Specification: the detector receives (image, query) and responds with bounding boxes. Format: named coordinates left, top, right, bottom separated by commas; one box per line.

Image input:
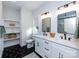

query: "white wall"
left=0, top=2, right=2, bottom=20
left=2, top=5, right=20, bottom=21
left=0, top=2, right=3, bottom=57
left=33, top=1, right=79, bottom=40
left=20, top=7, right=33, bottom=46
left=33, top=1, right=71, bottom=33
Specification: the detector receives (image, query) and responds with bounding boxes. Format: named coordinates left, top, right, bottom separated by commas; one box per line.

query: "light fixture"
left=41, top=12, right=51, bottom=19
left=58, top=1, right=76, bottom=10
left=41, top=13, right=52, bottom=19
left=64, top=4, right=68, bottom=8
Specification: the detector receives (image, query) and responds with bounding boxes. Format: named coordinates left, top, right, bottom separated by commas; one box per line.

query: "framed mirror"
left=57, top=11, right=77, bottom=35
left=42, top=17, right=51, bottom=32
left=64, top=17, right=76, bottom=34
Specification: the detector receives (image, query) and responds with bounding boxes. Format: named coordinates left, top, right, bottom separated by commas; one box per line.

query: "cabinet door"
left=42, top=40, right=60, bottom=58
left=51, top=42, right=60, bottom=58
left=35, top=38, right=40, bottom=53
left=43, top=40, right=60, bottom=58
left=43, top=40, right=53, bottom=58
left=35, top=37, right=44, bottom=57
left=56, top=43, right=77, bottom=58
left=61, top=49, right=77, bottom=58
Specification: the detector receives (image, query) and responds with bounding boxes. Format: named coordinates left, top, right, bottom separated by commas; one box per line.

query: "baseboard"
left=34, top=51, right=43, bottom=58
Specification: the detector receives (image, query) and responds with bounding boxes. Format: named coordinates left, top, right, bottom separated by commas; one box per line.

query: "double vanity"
left=33, top=10, right=79, bottom=58
left=33, top=2, right=79, bottom=58
left=33, top=34, right=79, bottom=58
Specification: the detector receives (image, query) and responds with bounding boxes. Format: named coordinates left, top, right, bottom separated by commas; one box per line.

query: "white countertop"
left=33, top=35, right=79, bottom=50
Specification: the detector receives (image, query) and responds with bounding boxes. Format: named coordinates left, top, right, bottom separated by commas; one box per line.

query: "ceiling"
left=3, top=1, right=46, bottom=11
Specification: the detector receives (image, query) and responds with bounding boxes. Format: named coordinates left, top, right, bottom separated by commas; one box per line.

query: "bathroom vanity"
left=33, top=35, right=79, bottom=58
left=33, top=10, right=79, bottom=58
left=33, top=1, right=79, bottom=58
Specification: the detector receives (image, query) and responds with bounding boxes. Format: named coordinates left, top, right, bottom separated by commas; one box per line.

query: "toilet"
left=26, top=39, right=34, bottom=49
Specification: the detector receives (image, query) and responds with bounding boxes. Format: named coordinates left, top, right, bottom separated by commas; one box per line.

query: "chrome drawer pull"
left=59, top=53, right=60, bottom=58
left=37, top=42, right=39, bottom=46
left=45, top=48, right=49, bottom=51
left=45, top=41, right=49, bottom=44
left=62, top=54, right=63, bottom=58
left=44, top=55, right=48, bottom=58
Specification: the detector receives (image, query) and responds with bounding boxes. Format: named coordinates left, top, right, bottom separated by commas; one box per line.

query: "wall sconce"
left=73, top=1, right=76, bottom=4
left=41, top=12, right=51, bottom=19
left=41, top=12, right=49, bottom=16
left=64, top=4, right=68, bottom=8
left=58, top=1, right=76, bottom=10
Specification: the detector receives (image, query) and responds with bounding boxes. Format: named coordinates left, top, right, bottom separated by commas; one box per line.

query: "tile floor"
left=23, top=52, right=40, bottom=58
left=2, top=44, right=34, bottom=58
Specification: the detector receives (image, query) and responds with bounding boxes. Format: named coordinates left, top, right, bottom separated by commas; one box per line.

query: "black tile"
left=2, top=44, right=34, bottom=58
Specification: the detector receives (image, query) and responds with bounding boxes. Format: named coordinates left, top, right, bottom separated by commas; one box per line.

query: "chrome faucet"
left=64, top=33, right=66, bottom=40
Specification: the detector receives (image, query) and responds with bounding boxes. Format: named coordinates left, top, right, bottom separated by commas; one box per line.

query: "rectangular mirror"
left=42, top=17, right=51, bottom=32
left=57, top=18, right=64, bottom=33
left=64, top=17, right=76, bottom=34
left=57, top=11, right=77, bottom=35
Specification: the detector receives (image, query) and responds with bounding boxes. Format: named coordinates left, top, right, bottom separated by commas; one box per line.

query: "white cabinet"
left=51, top=42, right=79, bottom=58
left=35, top=37, right=59, bottom=58
left=35, top=37, right=44, bottom=57
left=34, top=36, right=79, bottom=58
left=43, top=40, right=53, bottom=58
left=51, top=42, right=60, bottom=58
left=56, top=44, right=78, bottom=58
left=43, top=39, right=59, bottom=58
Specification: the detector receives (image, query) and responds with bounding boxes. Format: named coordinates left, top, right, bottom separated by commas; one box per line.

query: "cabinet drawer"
left=55, top=43, right=77, bottom=54
left=43, top=50, right=52, bottom=58
left=44, top=47, right=52, bottom=53
left=44, top=40, right=52, bottom=47
left=44, top=40, right=50, bottom=44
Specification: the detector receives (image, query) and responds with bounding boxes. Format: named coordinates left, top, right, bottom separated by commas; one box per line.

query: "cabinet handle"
left=62, top=54, right=63, bottom=58
left=44, top=55, right=48, bottom=58
left=59, top=53, right=60, bottom=58
left=37, top=42, right=39, bottom=46
left=45, top=48, right=49, bottom=51
left=45, top=41, right=49, bottom=44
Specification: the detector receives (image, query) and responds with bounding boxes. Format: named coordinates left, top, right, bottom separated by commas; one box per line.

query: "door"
left=61, top=49, right=77, bottom=58
left=35, top=37, right=44, bottom=57
left=56, top=43, right=77, bottom=58
left=50, top=42, right=60, bottom=58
